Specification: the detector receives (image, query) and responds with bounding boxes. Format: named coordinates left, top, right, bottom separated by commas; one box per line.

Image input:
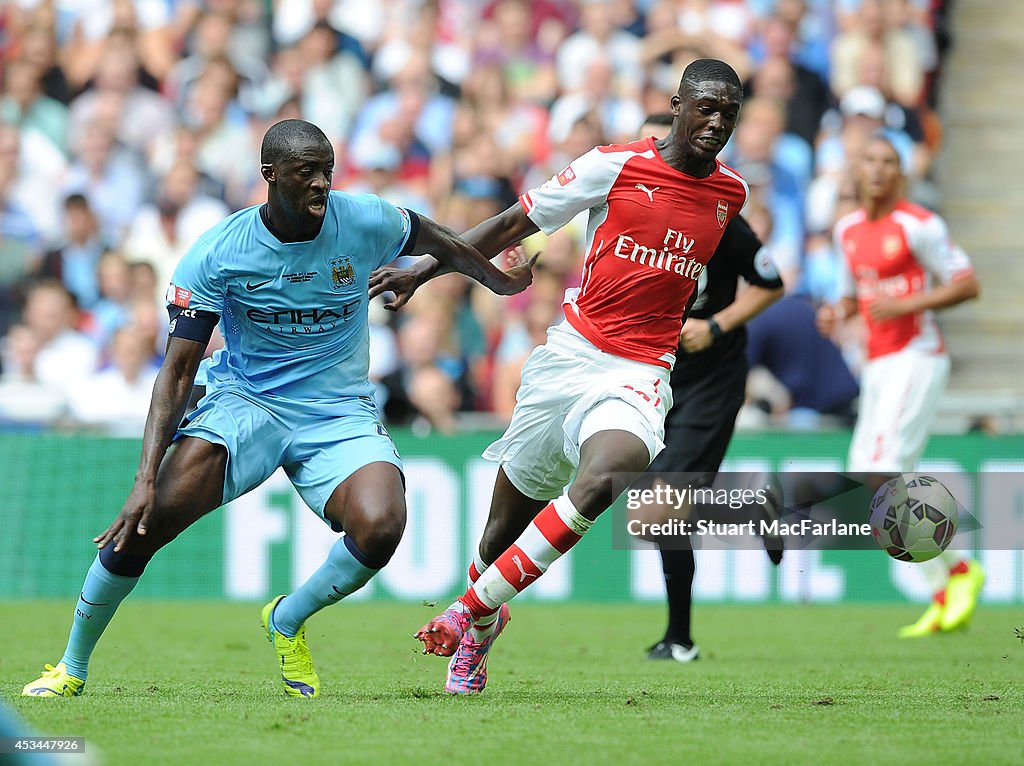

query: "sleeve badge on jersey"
left=716, top=200, right=729, bottom=229
left=754, top=247, right=780, bottom=281
left=166, top=284, right=192, bottom=307
left=557, top=165, right=576, bottom=186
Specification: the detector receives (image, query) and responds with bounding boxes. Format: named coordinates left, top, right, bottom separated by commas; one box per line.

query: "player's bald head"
left=261, top=119, right=332, bottom=166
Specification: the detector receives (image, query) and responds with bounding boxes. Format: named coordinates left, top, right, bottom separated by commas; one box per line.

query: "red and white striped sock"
left=468, top=552, right=486, bottom=586
left=460, top=495, right=593, bottom=621
left=464, top=552, right=502, bottom=642
left=435, top=552, right=491, bottom=631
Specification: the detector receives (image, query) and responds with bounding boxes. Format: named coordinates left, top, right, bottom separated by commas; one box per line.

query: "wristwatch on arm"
left=707, top=316, right=723, bottom=342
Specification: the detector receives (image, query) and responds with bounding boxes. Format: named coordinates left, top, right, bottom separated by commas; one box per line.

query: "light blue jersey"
left=169, top=190, right=414, bottom=406
left=171, top=191, right=413, bottom=519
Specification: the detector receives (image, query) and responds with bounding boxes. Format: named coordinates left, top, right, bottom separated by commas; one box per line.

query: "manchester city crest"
left=329, top=256, right=355, bottom=291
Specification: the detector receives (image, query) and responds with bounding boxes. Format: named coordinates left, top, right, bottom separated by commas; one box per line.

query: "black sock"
left=98, top=544, right=152, bottom=577
left=659, top=545, right=695, bottom=646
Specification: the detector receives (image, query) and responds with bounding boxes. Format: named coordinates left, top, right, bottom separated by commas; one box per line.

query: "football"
left=868, top=474, right=959, bottom=562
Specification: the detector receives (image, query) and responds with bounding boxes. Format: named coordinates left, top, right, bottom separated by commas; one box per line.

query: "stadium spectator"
left=747, top=9, right=831, bottom=144
left=84, top=250, right=134, bottom=348
left=491, top=293, right=563, bottom=421
left=56, top=0, right=177, bottom=90
left=122, top=160, right=230, bottom=295
left=556, top=0, right=643, bottom=96
left=725, top=97, right=805, bottom=288
left=0, top=120, right=66, bottom=245
left=165, top=9, right=270, bottom=118
left=177, top=61, right=256, bottom=210
left=456, top=61, right=550, bottom=177
left=639, top=11, right=752, bottom=113
left=524, top=108, right=605, bottom=193
left=63, top=119, right=147, bottom=244
left=0, top=124, right=43, bottom=334
left=30, top=194, right=112, bottom=310
left=0, top=324, right=67, bottom=424
left=67, top=324, right=160, bottom=435
left=294, top=22, right=369, bottom=144
left=382, top=296, right=476, bottom=429
left=342, top=143, right=434, bottom=218
left=7, top=280, right=98, bottom=392
left=830, top=0, right=925, bottom=107
left=804, top=172, right=861, bottom=303
left=474, top=0, right=562, bottom=105
left=67, top=31, right=175, bottom=158
left=548, top=53, right=645, bottom=144
left=128, top=259, right=158, bottom=304
left=0, top=57, right=69, bottom=156
left=15, top=22, right=71, bottom=105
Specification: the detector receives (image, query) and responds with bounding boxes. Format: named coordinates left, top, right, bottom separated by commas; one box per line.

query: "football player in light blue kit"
left=23, top=119, right=536, bottom=699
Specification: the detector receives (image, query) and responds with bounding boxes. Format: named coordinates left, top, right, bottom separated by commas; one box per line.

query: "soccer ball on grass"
left=868, top=474, right=958, bottom=562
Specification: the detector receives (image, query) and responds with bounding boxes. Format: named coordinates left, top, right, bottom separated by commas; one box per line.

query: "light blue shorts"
left=178, top=388, right=403, bottom=530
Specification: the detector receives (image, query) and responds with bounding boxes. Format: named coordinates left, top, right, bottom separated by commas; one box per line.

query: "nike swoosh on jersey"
left=246, top=279, right=274, bottom=290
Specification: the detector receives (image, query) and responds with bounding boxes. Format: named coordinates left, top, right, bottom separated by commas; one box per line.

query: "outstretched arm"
left=371, top=204, right=540, bottom=310
left=95, top=335, right=207, bottom=552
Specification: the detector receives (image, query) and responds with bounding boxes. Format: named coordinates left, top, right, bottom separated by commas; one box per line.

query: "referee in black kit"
left=636, top=114, right=786, bottom=663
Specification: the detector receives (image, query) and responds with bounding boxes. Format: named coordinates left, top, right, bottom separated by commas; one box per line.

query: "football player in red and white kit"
left=370, top=58, right=748, bottom=692
left=817, top=134, right=983, bottom=638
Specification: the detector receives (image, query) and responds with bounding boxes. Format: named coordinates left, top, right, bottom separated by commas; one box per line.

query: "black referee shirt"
left=673, top=215, right=784, bottom=383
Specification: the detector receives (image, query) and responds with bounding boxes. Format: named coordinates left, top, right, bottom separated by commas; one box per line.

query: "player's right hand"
left=369, top=266, right=420, bottom=311
left=95, top=481, right=156, bottom=552
left=500, top=248, right=540, bottom=296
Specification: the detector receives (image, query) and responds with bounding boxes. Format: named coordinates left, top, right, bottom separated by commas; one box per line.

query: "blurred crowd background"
left=0, top=0, right=956, bottom=435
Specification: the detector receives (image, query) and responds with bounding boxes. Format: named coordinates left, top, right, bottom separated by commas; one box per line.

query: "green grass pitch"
left=2, top=602, right=1022, bottom=765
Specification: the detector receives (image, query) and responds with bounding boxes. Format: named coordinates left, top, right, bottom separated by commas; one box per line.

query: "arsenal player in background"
left=370, top=58, right=748, bottom=693
left=817, top=134, right=983, bottom=639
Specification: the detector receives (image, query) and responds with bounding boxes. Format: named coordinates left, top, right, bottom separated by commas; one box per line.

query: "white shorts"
left=848, top=350, right=950, bottom=473
left=484, top=322, right=672, bottom=500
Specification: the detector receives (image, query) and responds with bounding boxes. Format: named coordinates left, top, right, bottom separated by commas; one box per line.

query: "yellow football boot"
left=22, top=663, right=86, bottom=697
left=261, top=596, right=320, bottom=698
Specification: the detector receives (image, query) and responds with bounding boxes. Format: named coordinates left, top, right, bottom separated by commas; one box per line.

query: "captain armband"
left=167, top=305, right=220, bottom=344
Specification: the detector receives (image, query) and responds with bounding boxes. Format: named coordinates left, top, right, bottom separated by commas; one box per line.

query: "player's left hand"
left=679, top=318, right=713, bottom=352
left=369, top=266, right=420, bottom=311
left=867, top=296, right=910, bottom=321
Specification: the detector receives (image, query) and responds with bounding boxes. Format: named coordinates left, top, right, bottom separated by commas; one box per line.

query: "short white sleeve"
left=907, top=213, right=974, bottom=284
left=519, top=147, right=626, bottom=235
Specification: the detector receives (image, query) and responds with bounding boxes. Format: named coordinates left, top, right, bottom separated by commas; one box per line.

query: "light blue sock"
left=272, top=535, right=378, bottom=638
left=60, top=555, right=141, bottom=680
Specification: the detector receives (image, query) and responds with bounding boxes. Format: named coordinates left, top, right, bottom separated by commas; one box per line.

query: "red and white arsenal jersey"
left=519, top=137, right=748, bottom=368
left=834, top=200, right=974, bottom=360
